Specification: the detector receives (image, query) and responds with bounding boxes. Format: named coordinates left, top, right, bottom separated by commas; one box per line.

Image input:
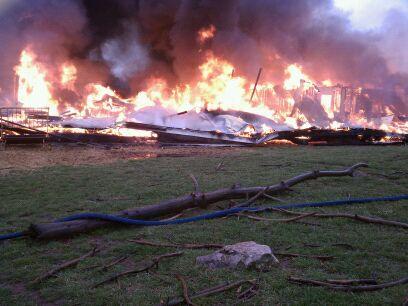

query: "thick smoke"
left=101, top=22, right=150, bottom=81
left=379, top=9, right=408, bottom=75
left=0, top=0, right=407, bottom=106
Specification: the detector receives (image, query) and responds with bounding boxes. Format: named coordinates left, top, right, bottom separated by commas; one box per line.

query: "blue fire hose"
left=1, top=195, right=407, bottom=241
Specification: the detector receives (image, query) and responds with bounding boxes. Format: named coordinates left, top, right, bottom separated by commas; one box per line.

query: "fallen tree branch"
left=161, top=279, right=257, bottom=306
left=235, top=212, right=317, bottom=223
left=262, top=194, right=286, bottom=202
left=234, top=189, right=268, bottom=207
left=330, top=243, right=355, bottom=250
left=288, top=276, right=408, bottom=292
left=215, top=158, right=226, bottom=171
left=299, top=242, right=355, bottom=250
left=189, top=174, right=200, bottom=195
left=128, top=238, right=224, bottom=249
left=97, top=256, right=128, bottom=272
left=94, top=252, right=183, bottom=287
left=176, top=274, right=196, bottom=306
left=237, top=281, right=259, bottom=300
left=325, top=278, right=377, bottom=285
left=267, top=209, right=408, bottom=229
left=32, top=246, right=100, bottom=284
left=28, top=163, right=368, bottom=240
left=275, top=252, right=335, bottom=261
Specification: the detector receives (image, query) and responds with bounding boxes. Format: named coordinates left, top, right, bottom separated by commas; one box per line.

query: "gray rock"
left=196, top=241, right=279, bottom=269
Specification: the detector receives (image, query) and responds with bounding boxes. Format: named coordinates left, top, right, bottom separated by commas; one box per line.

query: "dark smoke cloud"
left=0, top=0, right=407, bottom=107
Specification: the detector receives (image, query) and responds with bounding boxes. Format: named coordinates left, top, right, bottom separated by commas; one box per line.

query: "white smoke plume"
left=101, top=23, right=150, bottom=81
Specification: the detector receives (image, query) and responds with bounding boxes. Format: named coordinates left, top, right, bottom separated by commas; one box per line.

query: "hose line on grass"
left=1, top=195, right=407, bottom=241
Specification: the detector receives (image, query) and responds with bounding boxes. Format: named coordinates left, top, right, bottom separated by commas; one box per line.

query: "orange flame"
left=14, top=48, right=58, bottom=114
left=12, top=47, right=407, bottom=135
left=198, top=25, right=216, bottom=44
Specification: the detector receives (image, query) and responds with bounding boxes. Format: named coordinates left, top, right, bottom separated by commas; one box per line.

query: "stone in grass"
left=196, top=241, right=279, bottom=269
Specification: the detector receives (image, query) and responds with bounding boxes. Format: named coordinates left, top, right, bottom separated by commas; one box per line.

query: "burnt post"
left=249, top=68, right=262, bottom=103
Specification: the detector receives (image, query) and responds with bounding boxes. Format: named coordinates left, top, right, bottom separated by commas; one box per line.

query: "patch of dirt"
left=0, top=144, right=245, bottom=174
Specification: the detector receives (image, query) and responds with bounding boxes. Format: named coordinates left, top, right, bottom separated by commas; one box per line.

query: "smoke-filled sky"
left=0, top=0, right=407, bottom=102
left=334, top=0, right=408, bottom=30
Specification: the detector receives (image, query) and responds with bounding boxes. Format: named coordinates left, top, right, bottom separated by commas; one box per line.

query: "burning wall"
left=0, top=0, right=407, bottom=134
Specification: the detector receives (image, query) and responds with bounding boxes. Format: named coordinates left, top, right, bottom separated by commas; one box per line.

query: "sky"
left=333, top=0, right=408, bottom=31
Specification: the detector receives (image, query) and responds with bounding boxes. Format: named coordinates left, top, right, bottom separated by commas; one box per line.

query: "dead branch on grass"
left=302, top=242, right=355, bottom=250
left=215, top=158, right=226, bottom=171
left=97, top=256, right=128, bottom=272
left=29, top=163, right=368, bottom=240
left=325, top=278, right=377, bottom=285
left=189, top=174, right=200, bottom=195
left=275, top=252, right=335, bottom=261
left=94, top=252, right=183, bottom=287
left=176, top=274, right=196, bottom=306
left=128, top=238, right=224, bottom=249
left=32, top=246, right=100, bottom=284
left=265, top=209, right=408, bottom=229
left=237, top=281, right=259, bottom=300
left=262, top=194, right=285, bottom=202
left=235, top=212, right=317, bottom=223
left=288, top=276, right=408, bottom=292
left=161, top=279, right=257, bottom=306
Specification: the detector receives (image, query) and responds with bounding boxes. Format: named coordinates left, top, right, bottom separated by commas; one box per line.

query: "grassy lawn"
left=0, top=145, right=407, bottom=305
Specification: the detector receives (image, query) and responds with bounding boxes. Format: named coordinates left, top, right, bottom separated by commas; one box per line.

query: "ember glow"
left=198, top=25, right=216, bottom=44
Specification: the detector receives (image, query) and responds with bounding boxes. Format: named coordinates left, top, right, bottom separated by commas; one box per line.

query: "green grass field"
left=0, top=146, right=407, bottom=305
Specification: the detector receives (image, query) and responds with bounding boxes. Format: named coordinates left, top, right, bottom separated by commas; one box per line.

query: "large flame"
left=12, top=45, right=408, bottom=135
left=14, top=48, right=58, bottom=114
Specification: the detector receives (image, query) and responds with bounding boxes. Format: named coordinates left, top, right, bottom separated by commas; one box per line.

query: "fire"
left=198, top=25, right=216, bottom=44
left=127, top=52, right=277, bottom=121
left=322, top=79, right=333, bottom=86
left=14, top=48, right=58, bottom=114
left=196, top=54, right=247, bottom=110
left=320, top=94, right=334, bottom=119
left=60, top=63, right=77, bottom=90
left=283, top=64, right=314, bottom=90
left=10, top=46, right=408, bottom=136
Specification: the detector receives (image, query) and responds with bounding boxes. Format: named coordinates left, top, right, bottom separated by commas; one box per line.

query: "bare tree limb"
left=189, top=174, right=200, bottom=195
left=176, top=274, right=196, bottom=306
left=32, top=247, right=100, bottom=284
left=97, top=256, right=128, bottom=272
left=215, top=157, right=226, bottom=171
left=237, top=281, right=259, bottom=300
left=28, top=163, right=368, bottom=240
left=161, top=279, right=257, bottom=306
left=128, top=238, right=224, bottom=249
left=325, top=278, right=377, bottom=285
left=94, top=252, right=183, bottom=287
left=264, top=209, right=408, bottom=229
left=275, top=252, right=335, bottom=261
left=235, top=189, right=268, bottom=207
left=288, top=276, right=408, bottom=291
left=235, top=212, right=316, bottom=223
left=263, top=194, right=286, bottom=202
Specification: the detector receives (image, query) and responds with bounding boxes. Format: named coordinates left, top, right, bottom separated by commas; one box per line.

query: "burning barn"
left=0, top=0, right=407, bottom=146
